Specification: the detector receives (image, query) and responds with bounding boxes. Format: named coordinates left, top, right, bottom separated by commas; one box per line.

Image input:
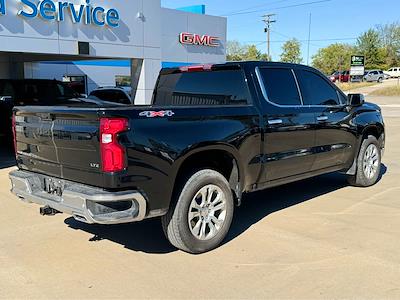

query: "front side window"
left=258, top=68, right=301, bottom=106
left=296, top=70, right=340, bottom=106
left=153, top=69, right=250, bottom=106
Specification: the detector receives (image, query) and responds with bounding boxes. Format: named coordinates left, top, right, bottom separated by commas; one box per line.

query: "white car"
left=386, top=67, right=400, bottom=78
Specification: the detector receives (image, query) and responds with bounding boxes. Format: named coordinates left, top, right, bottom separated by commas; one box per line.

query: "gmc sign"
left=179, top=32, right=220, bottom=47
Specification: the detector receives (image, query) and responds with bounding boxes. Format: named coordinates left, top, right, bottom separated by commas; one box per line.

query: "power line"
left=219, top=0, right=294, bottom=17
left=243, top=37, right=358, bottom=43
left=222, top=0, right=332, bottom=17
left=271, top=30, right=322, bottom=48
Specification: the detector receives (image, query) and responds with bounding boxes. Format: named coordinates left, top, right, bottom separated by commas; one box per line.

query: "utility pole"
left=262, top=14, right=276, bottom=60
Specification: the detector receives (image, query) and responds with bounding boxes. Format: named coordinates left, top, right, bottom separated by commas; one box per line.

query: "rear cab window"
left=257, top=67, right=302, bottom=106
left=152, top=68, right=251, bottom=106
left=90, top=89, right=131, bottom=104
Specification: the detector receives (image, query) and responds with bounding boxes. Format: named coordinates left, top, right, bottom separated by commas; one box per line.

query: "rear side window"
left=296, top=70, right=340, bottom=106
left=258, top=68, right=301, bottom=106
left=153, top=70, right=250, bottom=106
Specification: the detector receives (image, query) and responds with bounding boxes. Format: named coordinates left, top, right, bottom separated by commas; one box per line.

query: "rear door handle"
left=317, top=116, right=328, bottom=122
left=268, top=119, right=283, bottom=125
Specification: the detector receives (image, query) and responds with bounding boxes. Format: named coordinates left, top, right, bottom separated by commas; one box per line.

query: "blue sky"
left=162, top=0, right=400, bottom=63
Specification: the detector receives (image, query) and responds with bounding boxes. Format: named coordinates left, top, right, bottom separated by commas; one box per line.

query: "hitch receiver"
left=40, top=205, right=61, bottom=216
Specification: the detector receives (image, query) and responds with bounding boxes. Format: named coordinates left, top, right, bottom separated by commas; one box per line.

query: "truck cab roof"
left=161, top=61, right=318, bottom=75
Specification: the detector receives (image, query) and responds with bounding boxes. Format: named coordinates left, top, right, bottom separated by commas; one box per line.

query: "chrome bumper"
left=9, top=170, right=147, bottom=225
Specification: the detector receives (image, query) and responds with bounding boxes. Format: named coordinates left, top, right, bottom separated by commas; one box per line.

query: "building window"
left=116, top=76, right=131, bottom=87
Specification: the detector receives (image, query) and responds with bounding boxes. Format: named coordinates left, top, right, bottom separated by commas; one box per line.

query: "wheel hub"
left=188, top=184, right=227, bottom=241
left=363, top=144, right=380, bottom=179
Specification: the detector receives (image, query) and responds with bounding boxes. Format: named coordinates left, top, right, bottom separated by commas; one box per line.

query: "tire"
left=347, top=136, right=382, bottom=187
left=161, top=169, right=234, bottom=254
left=378, top=77, right=383, bottom=83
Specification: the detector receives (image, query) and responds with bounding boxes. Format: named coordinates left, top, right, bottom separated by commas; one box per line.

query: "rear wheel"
left=347, top=136, right=382, bottom=187
left=161, top=169, right=234, bottom=254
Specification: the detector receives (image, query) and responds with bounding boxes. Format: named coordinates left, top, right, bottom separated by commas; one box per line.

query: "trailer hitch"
left=40, top=205, right=61, bottom=216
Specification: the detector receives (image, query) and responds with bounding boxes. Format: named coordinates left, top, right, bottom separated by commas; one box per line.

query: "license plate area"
left=43, top=177, right=64, bottom=197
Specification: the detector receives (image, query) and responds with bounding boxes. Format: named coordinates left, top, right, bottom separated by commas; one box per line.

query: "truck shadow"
left=64, top=217, right=176, bottom=254
left=0, top=146, right=15, bottom=169
left=226, top=165, right=387, bottom=245
left=64, top=165, right=387, bottom=254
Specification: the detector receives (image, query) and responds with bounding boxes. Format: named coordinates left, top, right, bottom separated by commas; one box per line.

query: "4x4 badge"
left=139, top=110, right=175, bottom=118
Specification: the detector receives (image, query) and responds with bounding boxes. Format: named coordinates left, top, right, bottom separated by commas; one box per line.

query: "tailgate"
left=14, top=107, right=104, bottom=186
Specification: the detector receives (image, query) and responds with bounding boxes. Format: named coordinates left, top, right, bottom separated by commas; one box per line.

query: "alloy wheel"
left=188, top=184, right=227, bottom=241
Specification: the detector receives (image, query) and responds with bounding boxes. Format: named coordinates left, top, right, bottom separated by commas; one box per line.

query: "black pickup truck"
left=9, top=62, right=385, bottom=254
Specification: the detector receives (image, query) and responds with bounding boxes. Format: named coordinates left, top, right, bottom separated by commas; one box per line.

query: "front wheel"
left=347, top=136, right=382, bottom=187
left=161, top=169, right=234, bottom=254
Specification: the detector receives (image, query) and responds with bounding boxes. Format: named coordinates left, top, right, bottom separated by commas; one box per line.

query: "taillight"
left=100, top=118, right=129, bottom=173
left=12, top=114, right=17, bottom=155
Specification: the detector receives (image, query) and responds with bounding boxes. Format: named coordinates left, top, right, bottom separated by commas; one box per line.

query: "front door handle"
left=317, top=116, right=328, bottom=122
left=268, top=119, right=283, bottom=125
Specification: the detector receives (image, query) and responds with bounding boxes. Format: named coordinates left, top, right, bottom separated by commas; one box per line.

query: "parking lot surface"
left=1, top=96, right=400, bottom=299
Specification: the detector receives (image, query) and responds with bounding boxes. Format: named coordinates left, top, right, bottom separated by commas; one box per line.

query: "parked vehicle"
left=0, top=79, right=81, bottom=141
left=364, top=70, right=385, bottom=83
left=383, top=73, right=391, bottom=80
left=386, top=67, right=400, bottom=78
left=329, top=70, right=350, bottom=83
left=89, top=86, right=133, bottom=105
left=9, top=62, right=385, bottom=254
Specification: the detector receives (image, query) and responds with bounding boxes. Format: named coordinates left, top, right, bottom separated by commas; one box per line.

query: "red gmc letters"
left=179, top=32, right=220, bottom=47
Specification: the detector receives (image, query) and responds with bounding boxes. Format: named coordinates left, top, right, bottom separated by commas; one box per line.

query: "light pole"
left=307, top=13, right=312, bottom=65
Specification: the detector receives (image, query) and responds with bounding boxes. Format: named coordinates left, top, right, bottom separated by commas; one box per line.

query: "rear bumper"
left=9, top=170, right=147, bottom=225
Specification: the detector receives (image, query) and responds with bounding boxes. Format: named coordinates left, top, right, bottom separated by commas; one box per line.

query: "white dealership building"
left=0, top=0, right=227, bottom=104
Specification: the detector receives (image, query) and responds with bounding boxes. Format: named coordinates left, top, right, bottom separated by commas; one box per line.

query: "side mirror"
left=348, top=93, right=365, bottom=106
left=0, top=96, right=13, bottom=103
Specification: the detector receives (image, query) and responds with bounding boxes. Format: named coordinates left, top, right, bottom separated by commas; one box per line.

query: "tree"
left=312, top=43, right=355, bottom=75
left=227, top=41, right=270, bottom=61
left=244, top=45, right=270, bottom=61
left=357, top=29, right=386, bottom=69
left=377, top=22, right=400, bottom=67
left=280, top=39, right=302, bottom=64
left=244, top=45, right=261, bottom=60
left=226, top=40, right=246, bottom=61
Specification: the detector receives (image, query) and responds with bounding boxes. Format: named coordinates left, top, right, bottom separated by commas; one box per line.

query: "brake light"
left=179, top=64, right=213, bottom=72
left=12, top=114, right=17, bottom=155
left=100, top=118, right=129, bottom=173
